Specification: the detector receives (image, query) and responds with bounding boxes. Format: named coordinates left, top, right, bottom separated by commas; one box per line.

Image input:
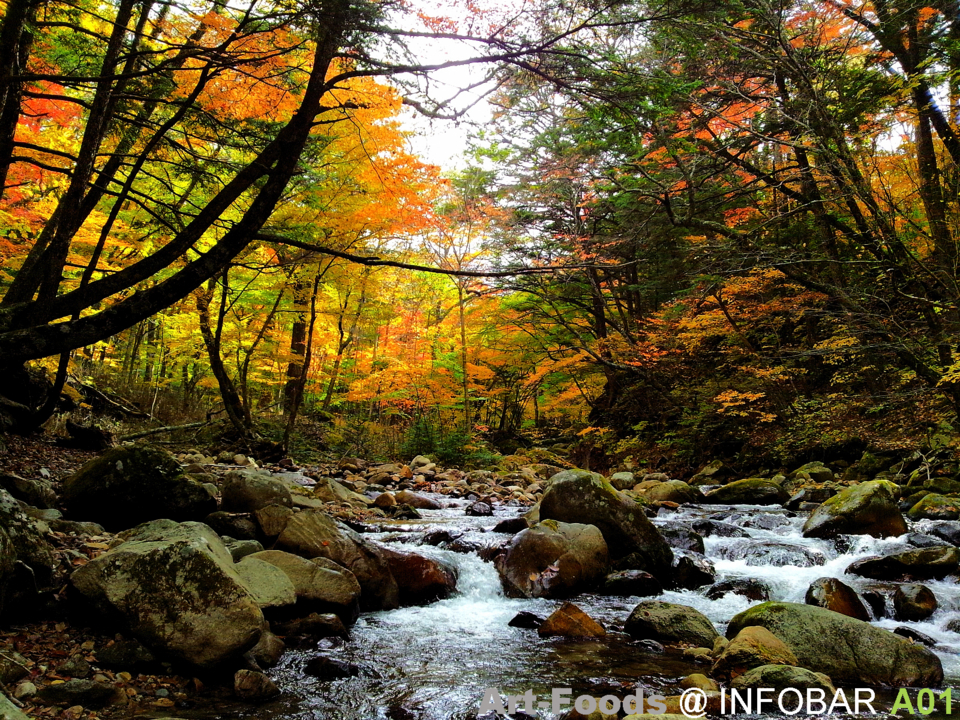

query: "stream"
left=227, top=499, right=960, bottom=719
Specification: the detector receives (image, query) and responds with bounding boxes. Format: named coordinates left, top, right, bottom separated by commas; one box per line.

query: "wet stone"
left=508, top=611, right=544, bottom=629
left=305, top=656, right=362, bottom=680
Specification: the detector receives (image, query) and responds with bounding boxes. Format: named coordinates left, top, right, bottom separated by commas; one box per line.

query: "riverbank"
left=2, top=434, right=960, bottom=719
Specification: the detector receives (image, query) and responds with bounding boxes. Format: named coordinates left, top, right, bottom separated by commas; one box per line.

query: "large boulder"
left=274, top=509, right=399, bottom=610
left=249, top=550, right=360, bottom=623
left=846, top=545, right=960, bottom=580
left=233, top=557, right=297, bottom=612
left=0, top=488, right=57, bottom=620
left=703, top=478, right=789, bottom=505
left=70, top=520, right=264, bottom=670
left=61, top=446, right=216, bottom=531
left=495, top=520, right=608, bottom=598
left=726, top=602, right=943, bottom=686
left=624, top=601, right=719, bottom=648
left=804, top=577, right=870, bottom=621
left=221, top=471, right=292, bottom=513
left=802, top=481, right=907, bottom=539
left=0, top=473, right=56, bottom=509
left=380, top=547, right=457, bottom=606
left=539, top=470, right=673, bottom=577
left=643, top=481, right=701, bottom=505
left=907, top=494, right=960, bottom=521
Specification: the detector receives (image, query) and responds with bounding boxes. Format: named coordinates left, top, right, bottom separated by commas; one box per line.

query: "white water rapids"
left=249, top=500, right=960, bottom=720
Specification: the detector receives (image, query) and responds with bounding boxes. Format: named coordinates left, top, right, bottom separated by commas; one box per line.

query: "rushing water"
left=216, top=499, right=960, bottom=720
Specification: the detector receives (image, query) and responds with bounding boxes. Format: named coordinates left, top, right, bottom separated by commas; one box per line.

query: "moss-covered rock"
left=801, top=480, right=907, bottom=539
left=495, top=520, right=608, bottom=599
left=539, top=470, right=673, bottom=577
left=70, top=520, right=264, bottom=670
left=730, top=664, right=835, bottom=693
left=62, top=446, right=215, bottom=531
left=233, top=556, right=297, bottom=612
left=712, top=626, right=798, bottom=680
left=846, top=545, right=960, bottom=580
left=703, top=478, right=789, bottom=505
left=249, top=550, right=360, bottom=623
left=643, top=480, right=702, bottom=505
left=907, top=493, right=960, bottom=521
left=275, top=509, right=398, bottom=611
left=726, top=601, right=942, bottom=686
left=624, top=600, right=719, bottom=648
left=221, top=471, right=292, bottom=513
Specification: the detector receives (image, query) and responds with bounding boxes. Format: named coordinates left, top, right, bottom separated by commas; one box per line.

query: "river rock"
left=394, top=490, right=441, bottom=510
left=0, top=489, right=58, bottom=621
left=539, top=470, right=673, bottom=577
left=0, top=473, right=56, bottom=509
left=657, top=524, right=705, bottom=553
left=496, top=520, right=608, bottom=598
left=508, top=611, right=544, bottom=629
left=492, top=516, right=529, bottom=534
left=691, top=519, right=747, bottom=537
left=373, top=492, right=396, bottom=508
left=0, top=652, right=28, bottom=686
left=730, top=664, right=835, bottom=693
left=225, top=538, right=264, bottom=562
left=222, top=471, right=292, bottom=513
left=610, top=471, right=637, bottom=490
left=204, top=511, right=257, bottom=540
left=802, top=480, right=907, bottom=539
left=790, top=462, right=835, bottom=483
left=272, top=612, right=348, bottom=640
left=908, top=494, right=960, bottom=521
left=234, top=556, right=297, bottom=611
left=254, top=504, right=293, bottom=539
left=624, top=601, right=719, bottom=648
left=703, top=478, right=789, bottom=505
left=249, top=550, right=361, bottom=623
left=846, top=545, right=960, bottom=580
left=304, top=655, right=361, bottom=679
left=895, top=626, right=937, bottom=646
left=726, top=601, right=943, bottom=686
left=706, top=579, right=770, bottom=602
left=599, top=569, right=662, bottom=597
left=0, top=692, right=30, bottom=720
left=70, top=520, right=264, bottom=670
left=893, top=584, right=938, bottom=621
left=35, top=679, right=118, bottom=708
left=466, top=500, right=493, bottom=516
left=314, top=478, right=371, bottom=506
left=804, top=577, right=870, bottom=621
left=274, top=509, right=399, bottom=610
left=669, top=549, right=715, bottom=590
left=247, top=628, right=285, bottom=667
left=644, top=481, right=701, bottom=505
left=95, top=638, right=157, bottom=672
left=380, top=546, right=457, bottom=605
left=234, top=669, right=280, bottom=702
left=61, top=446, right=216, bottom=531
left=712, top=626, right=798, bottom=680
left=716, top=540, right=826, bottom=567
left=926, top=521, right=960, bottom=545
left=538, top=601, right=606, bottom=637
